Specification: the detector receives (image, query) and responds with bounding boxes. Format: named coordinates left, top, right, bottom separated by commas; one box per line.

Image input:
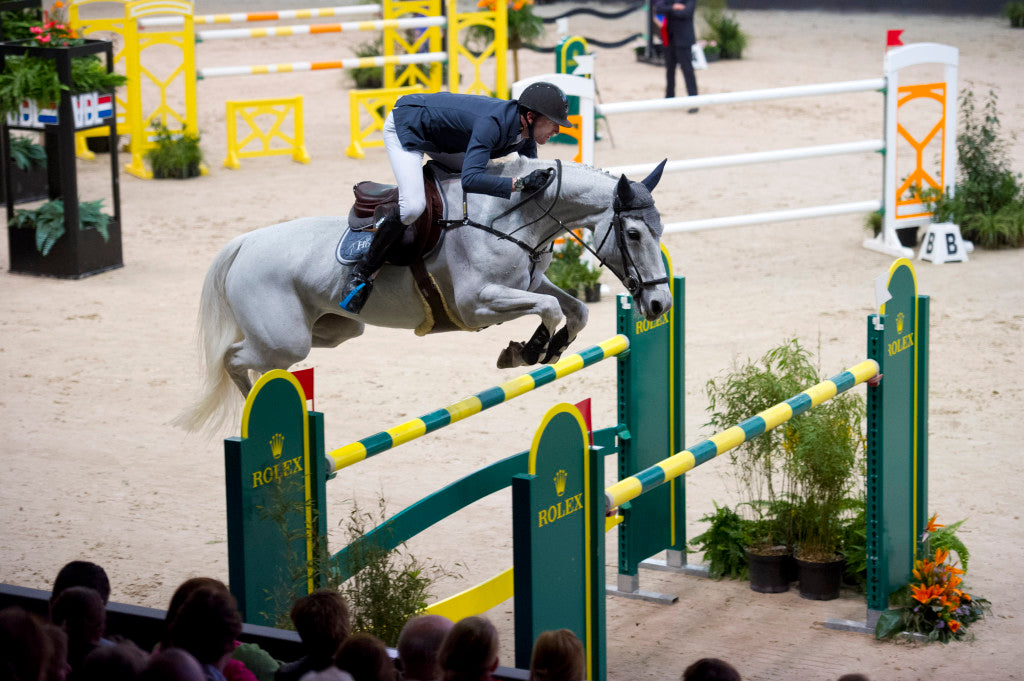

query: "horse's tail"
left=172, top=236, right=246, bottom=434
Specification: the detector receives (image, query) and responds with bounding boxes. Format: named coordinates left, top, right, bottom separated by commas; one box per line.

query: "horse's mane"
left=487, top=155, right=618, bottom=183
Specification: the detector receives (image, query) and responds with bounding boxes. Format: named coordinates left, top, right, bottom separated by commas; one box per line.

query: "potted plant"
left=1004, top=1, right=1024, bottom=28
left=8, top=197, right=119, bottom=277
left=698, top=40, right=720, bottom=62
left=700, top=10, right=748, bottom=60
left=145, top=123, right=204, bottom=179
left=1, top=133, right=47, bottom=203
left=0, top=3, right=126, bottom=128
left=787, top=386, right=864, bottom=600
left=704, top=339, right=819, bottom=593
left=914, top=89, right=1024, bottom=250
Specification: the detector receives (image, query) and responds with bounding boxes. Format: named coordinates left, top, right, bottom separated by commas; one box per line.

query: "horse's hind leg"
left=222, top=298, right=315, bottom=397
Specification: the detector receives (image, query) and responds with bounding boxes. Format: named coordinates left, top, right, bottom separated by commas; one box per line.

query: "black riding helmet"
left=517, top=81, right=575, bottom=129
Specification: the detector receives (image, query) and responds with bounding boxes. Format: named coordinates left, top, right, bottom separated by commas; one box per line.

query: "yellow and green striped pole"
left=604, top=359, right=880, bottom=512
left=329, top=335, right=629, bottom=472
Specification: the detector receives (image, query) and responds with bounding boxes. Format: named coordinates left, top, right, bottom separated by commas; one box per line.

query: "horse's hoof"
left=497, top=342, right=523, bottom=369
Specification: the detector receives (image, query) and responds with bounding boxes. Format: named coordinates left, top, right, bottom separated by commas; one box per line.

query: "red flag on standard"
left=291, top=367, right=314, bottom=411
left=886, top=29, right=904, bottom=49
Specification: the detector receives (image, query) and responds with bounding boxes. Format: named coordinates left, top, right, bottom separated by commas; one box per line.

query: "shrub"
left=701, top=11, right=747, bottom=59
left=337, top=497, right=460, bottom=646
left=145, top=123, right=203, bottom=179
left=1004, top=1, right=1024, bottom=27
left=920, top=88, right=1024, bottom=249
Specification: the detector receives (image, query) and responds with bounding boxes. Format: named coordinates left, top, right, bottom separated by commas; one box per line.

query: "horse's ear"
left=616, top=174, right=634, bottom=205
left=641, top=159, right=667, bottom=192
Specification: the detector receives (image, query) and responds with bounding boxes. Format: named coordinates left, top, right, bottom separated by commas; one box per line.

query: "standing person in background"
left=654, top=0, right=700, bottom=111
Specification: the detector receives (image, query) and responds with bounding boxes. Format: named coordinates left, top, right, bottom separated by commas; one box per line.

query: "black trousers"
left=664, top=41, right=698, bottom=99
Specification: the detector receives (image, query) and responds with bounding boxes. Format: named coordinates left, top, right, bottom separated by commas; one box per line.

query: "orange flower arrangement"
left=875, top=515, right=990, bottom=642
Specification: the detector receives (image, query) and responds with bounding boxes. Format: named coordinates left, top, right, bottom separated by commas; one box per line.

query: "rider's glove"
left=516, top=169, right=550, bottom=194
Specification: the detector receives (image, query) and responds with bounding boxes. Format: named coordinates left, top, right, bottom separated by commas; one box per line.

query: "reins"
left=447, top=160, right=668, bottom=294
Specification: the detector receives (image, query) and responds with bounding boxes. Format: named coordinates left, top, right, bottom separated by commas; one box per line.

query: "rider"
left=338, top=82, right=576, bottom=313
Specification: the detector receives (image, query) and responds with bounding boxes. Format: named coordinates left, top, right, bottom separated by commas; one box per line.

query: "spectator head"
left=0, top=606, right=52, bottom=681
left=334, top=633, right=395, bottom=681
left=162, top=577, right=230, bottom=648
left=681, top=657, right=741, bottom=681
left=298, top=670, right=355, bottom=681
left=165, top=586, right=242, bottom=669
left=290, top=590, right=352, bottom=659
left=41, top=624, right=70, bottom=681
left=528, top=629, right=585, bottom=681
left=397, top=614, right=454, bottom=681
left=51, top=561, right=111, bottom=608
left=77, top=640, right=148, bottom=681
left=438, top=616, right=499, bottom=681
left=50, top=586, right=106, bottom=667
left=139, top=648, right=205, bottom=681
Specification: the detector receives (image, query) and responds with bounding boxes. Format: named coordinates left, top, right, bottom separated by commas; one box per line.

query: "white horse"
left=177, top=155, right=673, bottom=432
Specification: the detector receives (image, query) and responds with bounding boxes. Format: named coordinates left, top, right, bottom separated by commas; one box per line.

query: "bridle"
left=448, top=160, right=668, bottom=294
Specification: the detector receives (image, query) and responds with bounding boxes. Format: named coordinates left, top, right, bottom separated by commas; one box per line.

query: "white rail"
left=196, top=16, right=446, bottom=41
left=139, top=5, right=382, bottom=28
left=662, top=200, right=883, bottom=234
left=197, top=51, right=446, bottom=79
left=596, top=78, right=886, bottom=116
left=604, top=139, right=885, bottom=177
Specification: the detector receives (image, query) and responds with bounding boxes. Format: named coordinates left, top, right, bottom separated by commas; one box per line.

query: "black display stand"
left=2, top=38, right=122, bottom=278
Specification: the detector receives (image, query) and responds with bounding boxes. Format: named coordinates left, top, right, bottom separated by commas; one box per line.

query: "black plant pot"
left=745, top=547, right=791, bottom=594
left=584, top=284, right=601, bottom=303
left=796, top=554, right=845, bottom=601
left=7, top=219, right=123, bottom=279
left=0, top=163, right=48, bottom=204
left=897, top=226, right=919, bottom=248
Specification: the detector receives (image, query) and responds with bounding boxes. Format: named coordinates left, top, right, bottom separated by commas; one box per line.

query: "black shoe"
left=339, top=272, right=372, bottom=313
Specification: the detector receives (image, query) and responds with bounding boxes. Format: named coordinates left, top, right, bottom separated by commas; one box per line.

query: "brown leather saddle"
left=348, top=164, right=447, bottom=266
left=346, top=164, right=463, bottom=334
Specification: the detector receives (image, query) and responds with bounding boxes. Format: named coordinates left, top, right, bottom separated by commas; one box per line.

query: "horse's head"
left=596, top=160, right=674, bottom=321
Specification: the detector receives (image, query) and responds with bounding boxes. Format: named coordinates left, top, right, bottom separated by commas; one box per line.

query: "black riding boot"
left=339, top=210, right=406, bottom=313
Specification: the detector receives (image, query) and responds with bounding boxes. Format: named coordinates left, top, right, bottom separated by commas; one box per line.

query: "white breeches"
left=383, top=112, right=466, bottom=225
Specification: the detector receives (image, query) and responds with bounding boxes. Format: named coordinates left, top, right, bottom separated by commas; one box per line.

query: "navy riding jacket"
left=392, top=92, right=536, bottom=199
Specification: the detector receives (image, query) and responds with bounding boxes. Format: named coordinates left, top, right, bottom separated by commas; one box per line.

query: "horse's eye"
left=627, top=228, right=641, bottom=241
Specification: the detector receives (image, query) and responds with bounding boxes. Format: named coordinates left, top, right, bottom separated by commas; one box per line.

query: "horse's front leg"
left=531, top=275, right=589, bottom=364
left=456, top=283, right=565, bottom=369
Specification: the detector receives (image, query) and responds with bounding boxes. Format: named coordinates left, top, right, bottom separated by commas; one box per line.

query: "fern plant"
left=8, top=135, right=46, bottom=171
left=688, top=502, right=753, bottom=580
left=0, top=54, right=126, bottom=120
left=11, top=198, right=111, bottom=255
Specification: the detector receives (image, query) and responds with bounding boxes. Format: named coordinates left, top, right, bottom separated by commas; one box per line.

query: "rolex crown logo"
left=554, top=469, right=567, bottom=497
left=896, top=311, right=904, bottom=335
left=270, top=433, right=285, bottom=459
